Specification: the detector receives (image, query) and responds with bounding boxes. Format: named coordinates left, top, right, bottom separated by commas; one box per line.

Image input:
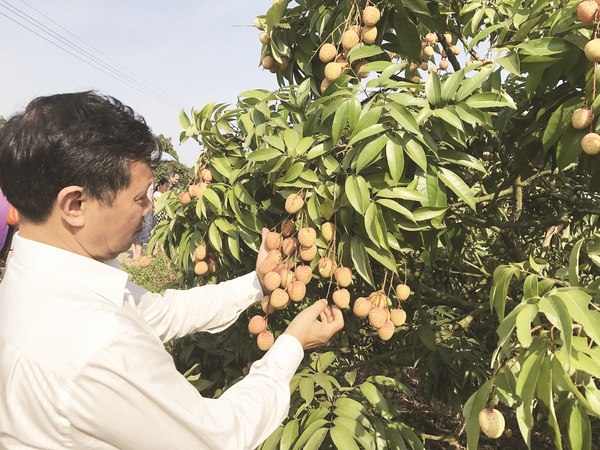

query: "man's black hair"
left=0, top=91, right=159, bottom=223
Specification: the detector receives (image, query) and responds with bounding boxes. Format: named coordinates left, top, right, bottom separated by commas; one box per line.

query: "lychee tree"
left=150, top=0, right=600, bottom=448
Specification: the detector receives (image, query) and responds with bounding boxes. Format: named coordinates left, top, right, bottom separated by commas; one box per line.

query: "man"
left=169, top=171, right=181, bottom=190
left=0, top=92, right=344, bottom=449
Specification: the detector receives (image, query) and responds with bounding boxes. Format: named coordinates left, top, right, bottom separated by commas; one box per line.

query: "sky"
left=0, top=0, right=279, bottom=167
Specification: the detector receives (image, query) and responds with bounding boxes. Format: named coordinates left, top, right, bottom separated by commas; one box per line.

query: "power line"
left=0, top=1, right=182, bottom=110
left=17, top=0, right=187, bottom=107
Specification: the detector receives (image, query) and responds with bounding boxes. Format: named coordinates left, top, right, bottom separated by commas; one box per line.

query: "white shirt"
left=0, top=234, right=304, bottom=449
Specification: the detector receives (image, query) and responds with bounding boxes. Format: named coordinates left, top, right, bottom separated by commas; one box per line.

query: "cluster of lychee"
left=257, top=18, right=289, bottom=74
left=317, top=5, right=381, bottom=93
left=178, top=167, right=213, bottom=206
left=576, top=0, right=600, bottom=156
left=352, top=283, right=410, bottom=341
left=193, top=243, right=217, bottom=276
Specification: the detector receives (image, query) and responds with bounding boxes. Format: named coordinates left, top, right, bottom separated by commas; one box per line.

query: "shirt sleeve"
left=68, top=332, right=304, bottom=450
left=126, top=272, right=264, bottom=342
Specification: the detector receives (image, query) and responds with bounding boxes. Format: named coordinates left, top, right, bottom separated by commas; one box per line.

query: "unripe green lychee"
left=285, top=193, right=304, bottom=214
left=581, top=132, right=600, bottom=155
left=265, top=231, right=282, bottom=250
left=353, top=297, right=371, bottom=318
left=257, top=330, right=275, bottom=351
left=332, top=288, right=350, bottom=309
left=248, top=315, right=267, bottom=335
left=341, top=30, right=360, bottom=50
left=319, top=43, right=337, bottom=63
left=478, top=408, right=506, bottom=439
left=294, top=265, right=313, bottom=284
left=298, top=227, right=317, bottom=247
left=362, top=6, right=381, bottom=26
left=361, top=26, right=377, bottom=45
left=578, top=0, right=599, bottom=24
left=377, top=320, right=395, bottom=341
left=572, top=108, right=594, bottom=129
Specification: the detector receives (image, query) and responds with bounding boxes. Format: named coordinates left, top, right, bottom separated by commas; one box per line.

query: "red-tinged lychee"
left=378, top=320, right=395, bottom=341
left=332, top=288, right=350, bottom=309
left=368, top=307, right=387, bottom=329
left=396, top=283, right=411, bottom=301
left=299, top=245, right=317, bottom=261
left=478, top=409, right=506, bottom=439
left=265, top=231, right=282, bottom=250
left=282, top=237, right=298, bottom=256
left=270, top=288, right=289, bottom=309
left=194, top=261, right=208, bottom=275
left=362, top=5, right=381, bottom=26
left=390, top=308, right=407, bottom=327
left=319, top=43, right=337, bottom=63
left=334, top=267, right=352, bottom=287
left=248, top=315, right=267, bottom=335
left=294, top=265, right=313, bottom=284
left=582, top=132, right=600, bottom=155
left=263, top=271, right=282, bottom=292
left=353, top=297, right=372, bottom=318
left=318, top=257, right=337, bottom=278
left=285, top=193, right=304, bottom=214
left=298, top=227, right=317, bottom=247
left=572, top=108, right=594, bottom=129
left=257, top=331, right=275, bottom=351
left=287, top=280, right=306, bottom=302
left=280, top=219, right=295, bottom=237
left=578, top=0, right=599, bottom=24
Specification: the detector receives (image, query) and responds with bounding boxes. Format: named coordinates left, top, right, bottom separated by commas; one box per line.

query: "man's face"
left=170, top=174, right=180, bottom=186
left=79, top=161, right=154, bottom=261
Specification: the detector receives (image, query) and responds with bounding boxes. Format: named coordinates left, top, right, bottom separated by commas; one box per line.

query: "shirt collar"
left=11, top=233, right=129, bottom=307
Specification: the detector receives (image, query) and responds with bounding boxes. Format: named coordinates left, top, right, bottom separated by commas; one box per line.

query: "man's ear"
left=56, top=186, right=86, bottom=227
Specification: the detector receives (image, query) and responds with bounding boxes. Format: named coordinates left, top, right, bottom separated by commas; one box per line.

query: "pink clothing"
left=0, top=191, right=9, bottom=250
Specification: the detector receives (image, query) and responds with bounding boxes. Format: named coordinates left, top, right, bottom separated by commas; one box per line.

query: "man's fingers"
left=304, top=299, right=328, bottom=319
left=322, top=306, right=334, bottom=323
left=329, top=306, right=345, bottom=331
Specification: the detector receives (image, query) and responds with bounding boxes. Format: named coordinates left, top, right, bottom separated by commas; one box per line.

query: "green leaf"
left=555, top=289, right=600, bottom=346
left=332, top=100, right=349, bottom=143
left=356, top=134, right=388, bottom=173
left=456, top=69, right=495, bottom=102
left=463, top=380, right=492, bottom=450
left=517, top=37, right=572, bottom=56
left=208, top=222, right=222, bottom=252
left=347, top=44, right=385, bottom=64
left=386, top=104, right=421, bottom=135
left=515, top=303, right=539, bottom=348
left=344, top=175, right=370, bottom=215
left=433, top=108, right=464, bottom=132
left=401, top=0, right=429, bottom=15
left=385, top=136, right=405, bottom=182
left=360, top=381, right=391, bottom=419
left=567, top=403, right=592, bottom=450
left=280, top=419, right=300, bottom=450
left=439, top=149, right=486, bottom=173
left=330, top=425, right=360, bottom=450
left=498, top=50, right=521, bottom=75
left=376, top=187, right=427, bottom=202
left=425, top=71, right=442, bottom=106
left=299, top=377, right=315, bottom=405
left=259, top=426, right=283, bottom=450
left=348, top=124, right=386, bottom=146
left=332, top=418, right=373, bottom=450
left=367, top=375, right=412, bottom=394
left=437, top=167, right=476, bottom=210
left=248, top=147, right=283, bottom=162
left=351, top=236, right=375, bottom=287
left=400, top=134, right=428, bottom=172
left=291, top=420, right=328, bottom=450
left=302, top=427, right=328, bottom=450
left=539, top=295, right=572, bottom=362
left=377, top=199, right=415, bottom=222
left=569, top=239, right=584, bottom=286
left=489, top=265, right=518, bottom=320
left=364, top=203, right=386, bottom=248
left=464, top=92, right=516, bottom=109
left=441, top=69, right=465, bottom=102
left=535, top=356, right=563, bottom=449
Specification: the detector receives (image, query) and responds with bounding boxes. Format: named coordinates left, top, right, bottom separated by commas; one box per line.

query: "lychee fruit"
left=282, top=237, right=298, bottom=256
left=361, top=26, right=377, bottom=45
left=285, top=193, right=304, bottom=214
left=423, top=45, right=435, bottom=58
left=194, top=244, right=207, bottom=261
left=207, top=258, right=217, bottom=273
left=362, top=5, right=381, bottom=26
left=368, top=307, right=387, bottom=329
left=287, top=280, right=306, bottom=302
left=261, top=295, right=275, bottom=314
left=390, top=308, right=407, bottom=327
left=451, top=45, right=461, bottom=55
left=294, top=265, right=313, bottom=284
left=267, top=249, right=282, bottom=263
left=299, top=245, right=317, bottom=261
left=396, top=283, right=411, bottom=301
left=138, top=255, right=152, bottom=268
left=257, top=258, right=278, bottom=276
left=334, top=267, right=352, bottom=287
left=578, top=0, right=599, bottom=24
left=370, top=291, right=388, bottom=308
left=188, top=183, right=207, bottom=198
left=259, top=32, right=270, bottom=45
left=582, top=132, right=600, bottom=155
left=262, top=55, right=277, bottom=70
left=377, top=320, right=395, bottom=341
left=257, top=331, right=275, bottom=351
left=298, top=227, right=317, bottom=247
left=444, top=33, right=452, bottom=44
left=585, top=38, right=600, bottom=62
left=425, top=32, right=437, bottom=44
left=341, top=30, right=360, bottom=50
left=280, top=219, right=295, bottom=237
left=332, top=288, right=350, bottom=309
left=248, top=315, right=267, bottom=335
left=320, top=78, right=331, bottom=94
left=270, top=288, right=290, bottom=309
left=478, top=408, right=506, bottom=439
left=318, top=257, right=337, bottom=278
left=194, top=261, right=209, bottom=275
left=178, top=191, right=191, bottom=205
left=353, top=297, right=372, bottom=318
left=263, top=271, right=282, bottom=292
left=265, top=231, right=282, bottom=250
left=572, top=108, right=594, bottom=129
left=354, top=61, right=369, bottom=79
left=319, top=43, right=337, bottom=63
left=279, top=268, right=294, bottom=288
left=324, top=62, right=343, bottom=81
left=439, top=59, right=449, bottom=70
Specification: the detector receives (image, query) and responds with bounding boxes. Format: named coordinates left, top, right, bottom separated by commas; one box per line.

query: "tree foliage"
left=152, top=0, right=600, bottom=447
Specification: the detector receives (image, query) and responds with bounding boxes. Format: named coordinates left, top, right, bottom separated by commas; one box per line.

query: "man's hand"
left=284, top=299, right=344, bottom=349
